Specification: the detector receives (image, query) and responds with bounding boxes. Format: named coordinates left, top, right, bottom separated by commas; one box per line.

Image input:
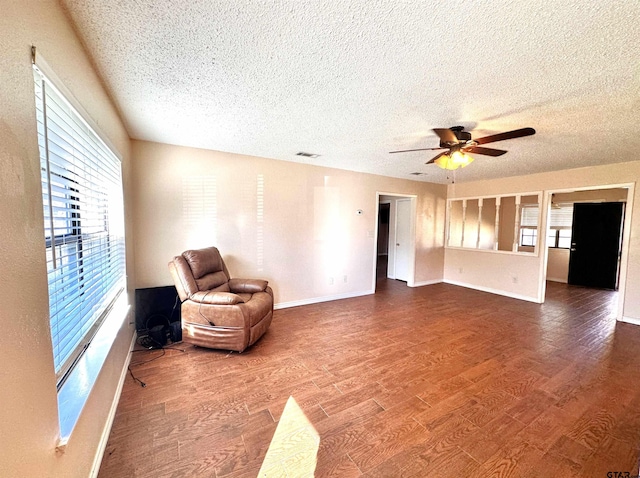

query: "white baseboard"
left=546, top=277, right=568, bottom=283
left=274, top=278, right=540, bottom=308
left=90, top=331, right=137, bottom=478
left=443, top=279, right=541, bottom=303
left=275, top=290, right=374, bottom=310
left=410, top=279, right=443, bottom=288
left=621, top=316, right=640, bottom=326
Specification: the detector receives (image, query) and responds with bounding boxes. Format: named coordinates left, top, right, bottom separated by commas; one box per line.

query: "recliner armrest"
left=190, top=291, right=245, bottom=305
left=228, top=278, right=268, bottom=294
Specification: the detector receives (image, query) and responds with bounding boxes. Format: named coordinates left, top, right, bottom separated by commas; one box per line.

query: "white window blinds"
left=33, top=65, right=126, bottom=387
left=550, top=204, right=574, bottom=228
left=520, top=205, right=539, bottom=227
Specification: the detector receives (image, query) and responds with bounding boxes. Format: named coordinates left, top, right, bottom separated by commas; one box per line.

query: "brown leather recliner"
left=168, top=246, right=273, bottom=352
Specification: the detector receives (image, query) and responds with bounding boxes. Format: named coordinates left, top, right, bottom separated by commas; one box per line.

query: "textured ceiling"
left=61, top=0, right=640, bottom=183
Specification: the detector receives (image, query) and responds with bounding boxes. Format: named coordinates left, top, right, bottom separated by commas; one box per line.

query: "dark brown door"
left=568, top=202, right=624, bottom=290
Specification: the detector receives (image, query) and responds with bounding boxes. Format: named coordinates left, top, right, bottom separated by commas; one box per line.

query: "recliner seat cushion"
left=190, top=291, right=245, bottom=305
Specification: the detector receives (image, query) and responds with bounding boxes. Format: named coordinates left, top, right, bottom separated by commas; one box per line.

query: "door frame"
left=540, top=182, right=635, bottom=321
left=372, top=192, right=417, bottom=291
left=394, top=198, right=412, bottom=281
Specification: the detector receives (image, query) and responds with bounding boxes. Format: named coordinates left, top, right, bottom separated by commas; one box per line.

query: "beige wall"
left=445, top=161, right=639, bottom=320
left=553, top=188, right=628, bottom=204
left=0, top=1, right=134, bottom=476
left=547, top=248, right=570, bottom=283
left=132, top=140, right=447, bottom=304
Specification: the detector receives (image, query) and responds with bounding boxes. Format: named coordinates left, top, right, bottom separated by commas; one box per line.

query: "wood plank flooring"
left=99, top=281, right=640, bottom=477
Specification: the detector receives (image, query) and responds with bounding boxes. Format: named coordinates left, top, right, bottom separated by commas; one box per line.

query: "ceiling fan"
left=390, top=126, right=536, bottom=170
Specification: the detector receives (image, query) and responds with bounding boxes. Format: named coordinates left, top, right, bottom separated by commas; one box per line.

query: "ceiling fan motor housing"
left=440, top=126, right=472, bottom=147
left=455, top=131, right=472, bottom=141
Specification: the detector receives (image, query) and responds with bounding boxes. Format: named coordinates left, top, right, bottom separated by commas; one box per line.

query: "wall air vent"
left=296, top=152, right=321, bottom=158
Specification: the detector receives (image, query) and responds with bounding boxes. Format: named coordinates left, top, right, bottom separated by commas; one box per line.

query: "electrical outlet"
left=512, top=276, right=518, bottom=284
left=458, top=267, right=463, bottom=274
left=329, top=277, right=334, bottom=285
left=343, top=275, right=348, bottom=283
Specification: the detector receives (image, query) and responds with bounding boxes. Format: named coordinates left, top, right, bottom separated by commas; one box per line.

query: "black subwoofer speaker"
left=148, top=324, right=168, bottom=347
left=168, top=321, right=182, bottom=343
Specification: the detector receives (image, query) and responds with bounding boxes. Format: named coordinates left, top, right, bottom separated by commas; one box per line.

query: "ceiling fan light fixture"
left=434, top=151, right=474, bottom=170
left=392, top=125, right=535, bottom=172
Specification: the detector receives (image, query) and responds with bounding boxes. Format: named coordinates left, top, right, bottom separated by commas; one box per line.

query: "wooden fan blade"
left=464, top=146, right=507, bottom=157
left=474, top=127, right=536, bottom=145
left=433, top=128, right=459, bottom=144
left=426, top=151, right=448, bottom=164
left=389, top=147, right=444, bottom=154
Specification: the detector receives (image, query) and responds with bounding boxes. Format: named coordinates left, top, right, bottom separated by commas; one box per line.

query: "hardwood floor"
left=99, top=281, right=640, bottom=477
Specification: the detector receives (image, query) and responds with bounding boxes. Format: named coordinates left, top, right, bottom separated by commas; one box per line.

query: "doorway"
left=374, top=194, right=416, bottom=289
left=376, top=203, right=390, bottom=280
left=542, top=185, right=633, bottom=319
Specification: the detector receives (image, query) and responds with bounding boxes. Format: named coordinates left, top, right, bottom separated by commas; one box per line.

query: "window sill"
left=445, top=246, right=539, bottom=257
left=56, top=292, right=130, bottom=449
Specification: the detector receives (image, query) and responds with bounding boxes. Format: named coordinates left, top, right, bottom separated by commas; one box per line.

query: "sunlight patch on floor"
left=258, top=396, right=320, bottom=477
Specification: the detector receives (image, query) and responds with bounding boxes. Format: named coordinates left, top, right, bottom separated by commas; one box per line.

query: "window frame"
left=547, top=228, right=572, bottom=249
left=547, top=203, right=574, bottom=249
left=518, top=203, right=540, bottom=248
left=519, top=227, right=538, bottom=247
left=33, top=59, right=126, bottom=390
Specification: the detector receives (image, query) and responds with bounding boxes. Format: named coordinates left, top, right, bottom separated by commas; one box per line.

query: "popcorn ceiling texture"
left=61, top=0, right=640, bottom=183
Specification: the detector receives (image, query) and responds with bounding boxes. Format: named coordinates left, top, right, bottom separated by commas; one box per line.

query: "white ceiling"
left=61, top=0, right=640, bottom=184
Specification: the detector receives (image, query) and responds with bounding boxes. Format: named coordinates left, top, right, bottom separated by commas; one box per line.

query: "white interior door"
left=395, top=199, right=411, bottom=281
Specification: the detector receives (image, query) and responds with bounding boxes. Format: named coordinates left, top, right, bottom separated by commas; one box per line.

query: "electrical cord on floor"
left=128, top=366, right=146, bottom=388
left=136, top=333, right=165, bottom=350
left=127, top=342, right=189, bottom=387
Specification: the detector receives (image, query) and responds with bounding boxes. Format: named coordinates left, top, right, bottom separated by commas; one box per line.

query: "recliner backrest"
left=183, top=247, right=231, bottom=292
left=169, top=247, right=234, bottom=301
